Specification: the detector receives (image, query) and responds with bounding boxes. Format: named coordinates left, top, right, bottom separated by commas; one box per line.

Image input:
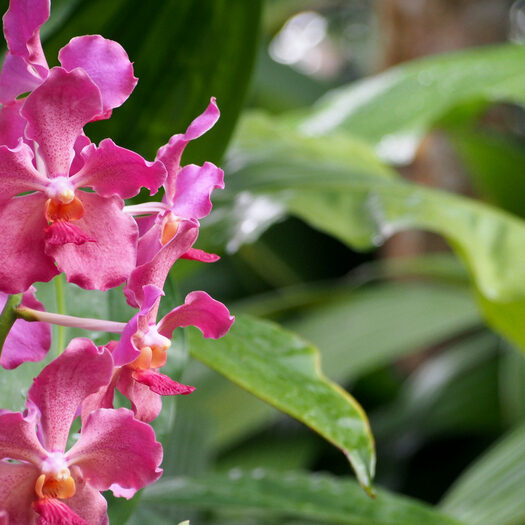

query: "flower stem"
left=0, top=294, right=22, bottom=360
left=15, top=307, right=126, bottom=333
left=55, top=274, right=66, bottom=354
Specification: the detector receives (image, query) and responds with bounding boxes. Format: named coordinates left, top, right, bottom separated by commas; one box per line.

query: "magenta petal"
left=0, top=140, right=48, bottom=201
left=66, top=407, right=163, bottom=492
left=157, top=291, right=234, bottom=340
left=0, top=411, right=47, bottom=463
left=0, top=461, right=39, bottom=525
left=44, top=221, right=95, bottom=246
left=27, top=339, right=113, bottom=452
left=66, top=470, right=108, bottom=525
left=0, top=53, right=44, bottom=103
left=46, top=192, right=138, bottom=291
left=59, top=35, right=138, bottom=117
left=33, top=498, right=88, bottom=525
left=0, top=286, right=51, bottom=370
left=0, top=193, right=58, bottom=294
left=181, top=247, right=220, bottom=263
left=116, top=368, right=162, bottom=423
left=3, top=0, right=49, bottom=64
left=69, top=133, right=92, bottom=176
left=21, top=67, right=103, bottom=176
left=125, top=219, right=199, bottom=307
left=70, top=138, right=166, bottom=198
left=112, top=285, right=164, bottom=367
left=171, top=162, right=224, bottom=219
left=133, top=369, right=195, bottom=396
left=0, top=100, right=27, bottom=149
left=157, top=97, right=220, bottom=198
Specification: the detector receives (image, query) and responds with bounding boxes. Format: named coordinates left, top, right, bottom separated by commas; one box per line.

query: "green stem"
left=0, top=294, right=22, bottom=360
left=55, top=274, right=66, bottom=354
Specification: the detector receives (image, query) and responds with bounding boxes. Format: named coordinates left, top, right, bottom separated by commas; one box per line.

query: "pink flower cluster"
left=0, top=1, right=234, bottom=523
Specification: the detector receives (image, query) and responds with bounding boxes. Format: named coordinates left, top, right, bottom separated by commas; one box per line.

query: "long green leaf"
left=440, top=422, right=525, bottom=525
left=43, top=0, right=262, bottom=162
left=188, top=315, right=375, bottom=492
left=142, top=470, right=463, bottom=525
left=210, top=114, right=525, bottom=350
left=296, top=44, right=525, bottom=164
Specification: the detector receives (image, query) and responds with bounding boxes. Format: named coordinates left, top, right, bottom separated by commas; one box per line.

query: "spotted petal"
left=0, top=461, right=39, bottom=525
left=21, top=67, right=103, bottom=176
left=27, top=339, right=113, bottom=452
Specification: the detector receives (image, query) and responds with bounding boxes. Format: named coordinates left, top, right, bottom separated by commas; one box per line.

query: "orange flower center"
left=160, top=212, right=180, bottom=245
left=129, top=328, right=171, bottom=371
left=44, top=196, right=85, bottom=223
left=35, top=470, right=76, bottom=500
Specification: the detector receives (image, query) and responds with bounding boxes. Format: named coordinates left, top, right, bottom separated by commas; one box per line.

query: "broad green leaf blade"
left=181, top=279, right=480, bottom=451
left=188, top=315, right=375, bottom=491
left=296, top=44, right=525, bottom=164
left=214, top=114, right=525, bottom=336
left=440, top=422, right=525, bottom=525
left=142, top=470, right=463, bottom=525
left=43, top=0, right=262, bottom=162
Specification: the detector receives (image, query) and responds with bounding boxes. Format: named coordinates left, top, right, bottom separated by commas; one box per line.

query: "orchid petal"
left=62, top=469, right=108, bottom=525
left=21, top=67, right=103, bottom=176
left=0, top=100, right=26, bottom=149
left=27, top=339, right=113, bottom=452
left=133, top=369, right=195, bottom=396
left=0, top=192, right=59, bottom=294
left=59, top=35, right=137, bottom=118
left=156, top=97, right=219, bottom=198
left=157, top=291, right=234, bottom=340
left=0, top=411, right=46, bottom=463
left=112, top=285, right=164, bottom=367
left=0, top=140, right=48, bottom=201
left=172, top=162, right=224, bottom=219
left=0, top=461, right=39, bottom=525
left=0, top=53, right=43, bottom=103
left=71, top=138, right=166, bottom=198
left=66, top=407, right=162, bottom=493
left=33, top=498, right=88, bottom=525
left=125, top=219, right=199, bottom=307
left=46, top=192, right=138, bottom=291
left=181, top=247, right=220, bottom=263
left=116, top=368, right=162, bottom=423
left=3, top=0, right=49, bottom=65
left=0, top=286, right=51, bottom=370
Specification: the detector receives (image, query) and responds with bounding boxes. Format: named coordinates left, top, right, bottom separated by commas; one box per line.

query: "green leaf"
left=296, top=44, right=525, bottom=164
left=188, top=315, right=375, bottom=492
left=142, top=470, right=463, bottom=525
left=43, top=0, right=262, bottom=162
left=440, top=422, right=525, bottom=525
left=450, top=129, right=525, bottom=218
left=211, top=114, right=525, bottom=352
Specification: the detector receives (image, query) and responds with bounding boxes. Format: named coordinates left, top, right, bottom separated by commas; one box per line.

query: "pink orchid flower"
left=0, top=338, right=163, bottom=524
left=124, top=98, right=224, bottom=307
left=0, top=67, right=167, bottom=293
left=0, top=0, right=137, bottom=148
left=0, top=286, right=50, bottom=369
left=85, top=285, right=234, bottom=422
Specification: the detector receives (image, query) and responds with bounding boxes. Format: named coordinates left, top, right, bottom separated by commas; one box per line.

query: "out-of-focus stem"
left=16, top=307, right=126, bottom=333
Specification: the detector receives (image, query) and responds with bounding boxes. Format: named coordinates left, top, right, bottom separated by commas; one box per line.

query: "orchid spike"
left=0, top=338, right=163, bottom=524
left=86, top=285, right=234, bottom=422
left=0, top=68, right=167, bottom=293
left=124, top=98, right=224, bottom=307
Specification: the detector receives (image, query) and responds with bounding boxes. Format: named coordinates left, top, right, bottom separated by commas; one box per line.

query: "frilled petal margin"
left=59, top=35, right=137, bottom=119
left=158, top=291, right=234, bottom=340
left=66, top=407, right=163, bottom=496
